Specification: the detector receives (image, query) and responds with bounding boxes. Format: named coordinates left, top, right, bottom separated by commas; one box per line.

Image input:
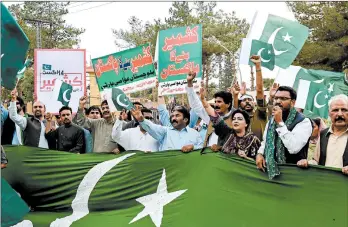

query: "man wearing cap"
left=231, top=55, right=268, bottom=140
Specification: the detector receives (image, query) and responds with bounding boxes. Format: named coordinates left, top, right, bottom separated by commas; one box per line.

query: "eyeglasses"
left=274, top=97, right=292, bottom=102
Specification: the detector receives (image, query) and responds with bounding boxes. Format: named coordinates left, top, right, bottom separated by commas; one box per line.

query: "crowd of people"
left=1, top=56, right=347, bottom=179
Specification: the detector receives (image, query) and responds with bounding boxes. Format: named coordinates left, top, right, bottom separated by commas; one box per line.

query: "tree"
left=7, top=2, right=85, bottom=102
left=287, top=2, right=348, bottom=71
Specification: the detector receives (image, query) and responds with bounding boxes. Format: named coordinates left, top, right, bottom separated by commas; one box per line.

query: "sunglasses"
left=144, top=116, right=153, bottom=120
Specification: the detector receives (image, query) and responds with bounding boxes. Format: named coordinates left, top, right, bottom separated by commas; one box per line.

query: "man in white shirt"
left=112, top=108, right=159, bottom=152
left=256, top=86, right=312, bottom=179
left=8, top=90, right=50, bottom=149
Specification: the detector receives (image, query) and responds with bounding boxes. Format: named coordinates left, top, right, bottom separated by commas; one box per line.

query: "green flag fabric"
left=16, top=58, right=33, bottom=79
left=1, top=177, right=30, bottom=227
left=249, top=39, right=275, bottom=70
left=258, top=14, right=309, bottom=69
left=1, top=3, right=30, bottom=90
left=2, top=146, right=348, bottom=227
left=57, top=81, right=73, bottom=106
left=110, top=87, right=134, bottom=111
left=277, top=66, right=348, bottom=119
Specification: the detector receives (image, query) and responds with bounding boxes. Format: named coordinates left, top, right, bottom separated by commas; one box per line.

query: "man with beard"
left=112, top=108, right=159, bottom=152
left=186, top=72, right=235, bottom=148
left=8, top=90, right=50, bottom=149
left=1, top=94, right=28, bottom=145
left=256, top=86, right=312, bottom=179
left=45, top=106, right=84, bottom=153
left=75, top=96, right=118, bottom=153
left=297, top=94, right=348, bottom=175
left=132, top=105, right=203, bottom=152
left=231, top=56, right=268, bottom=141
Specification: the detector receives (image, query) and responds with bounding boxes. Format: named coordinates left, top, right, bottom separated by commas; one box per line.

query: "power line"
left=67, top=2, right=91, bottom=9
left=67, top=2, right=114, bottom=14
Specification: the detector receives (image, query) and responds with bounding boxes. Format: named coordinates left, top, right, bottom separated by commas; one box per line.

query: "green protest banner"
left=157, top=25, right=202, bottom=96
left=92, top=43, right=156, bottom=98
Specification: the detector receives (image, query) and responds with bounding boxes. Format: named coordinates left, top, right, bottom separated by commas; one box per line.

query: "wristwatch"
left=277, top=122, right=285, bottom=127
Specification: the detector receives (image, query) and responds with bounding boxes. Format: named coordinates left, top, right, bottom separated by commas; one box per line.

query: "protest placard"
left=92, top=43, right=156, bottom=99
left=157, top=24, right=202, bottom=96
left=34, top=49, right=86, bottom=113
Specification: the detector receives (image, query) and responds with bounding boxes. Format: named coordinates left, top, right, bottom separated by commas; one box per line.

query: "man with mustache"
left=231, top=56, right=268, bottom=141
left=297, top=94, right=348, bottom=175
left=8, top=90, right=50, bottom=149
left=131, top=105, right=203, bottom=152
left=1, top=92, right=28, bottom=145
left=75, top=96, right=118, bottom=153
left=255, top=86, right=313, bottom=179
left=45, top=106, right=84, bottom=153
left=186, top=72, right=235, bottom=148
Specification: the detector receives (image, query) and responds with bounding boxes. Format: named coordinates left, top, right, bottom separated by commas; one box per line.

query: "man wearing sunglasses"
left=112, top=108, right=159, bottom=152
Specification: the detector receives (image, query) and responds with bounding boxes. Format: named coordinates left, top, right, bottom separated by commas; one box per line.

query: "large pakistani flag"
left=245, top=11, right=309, bottom=69
left=275, top=66, right=348, bottom=118
left=51, top=80, right=73, bottom=106
left=2, top=146, right=348, bottom=227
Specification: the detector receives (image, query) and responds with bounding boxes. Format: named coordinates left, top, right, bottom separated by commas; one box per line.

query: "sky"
left=3, top=1, right=295, bottom=86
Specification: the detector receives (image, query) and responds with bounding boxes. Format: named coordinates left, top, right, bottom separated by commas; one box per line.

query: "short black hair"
left=172, top=105, right=190, bottom=126
left=276, top=86, right=297, bottom=100
left=59, top=106, right=72, bottom=114
left=101, top=100, right=108, bottom=107
left=133, top=101, right=144, bottom=107
left=231, top=109, right=250, bottom=129
left=16, top=96, right=26, bottom=113
left=141, top=107, right=152, bottom=115
left=86, top=105, right=101, bottom=115
left=214, top=91, right=233, bottom=111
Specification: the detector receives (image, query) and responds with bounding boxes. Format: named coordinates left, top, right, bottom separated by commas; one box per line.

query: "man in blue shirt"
left=132, top=105, right=203, bottom=152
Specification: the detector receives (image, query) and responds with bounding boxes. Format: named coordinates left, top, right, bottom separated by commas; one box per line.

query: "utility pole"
left=250, top=65, right=255, bottom=91
left=23, top=18, right=52, bottom=48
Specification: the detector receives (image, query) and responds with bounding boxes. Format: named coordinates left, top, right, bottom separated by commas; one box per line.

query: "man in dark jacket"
left=45, top=106, right=84, bottom=153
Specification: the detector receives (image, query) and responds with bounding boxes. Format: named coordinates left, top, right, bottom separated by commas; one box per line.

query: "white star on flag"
left=325, top=94, right=329, bottom=99
left=282, top=32, right=293, bottom=42
left=328, top=83, right=334, bottom=93
left=129, top=169, right=187, bottom=227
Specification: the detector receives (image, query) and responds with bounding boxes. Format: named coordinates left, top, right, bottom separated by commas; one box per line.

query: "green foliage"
left=287, top=2, right=348, bottom=71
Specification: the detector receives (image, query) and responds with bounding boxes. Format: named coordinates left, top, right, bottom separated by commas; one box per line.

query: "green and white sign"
left=157, top=25, right=202, bottom=96
left=92, top=43, right=156, bottom=97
